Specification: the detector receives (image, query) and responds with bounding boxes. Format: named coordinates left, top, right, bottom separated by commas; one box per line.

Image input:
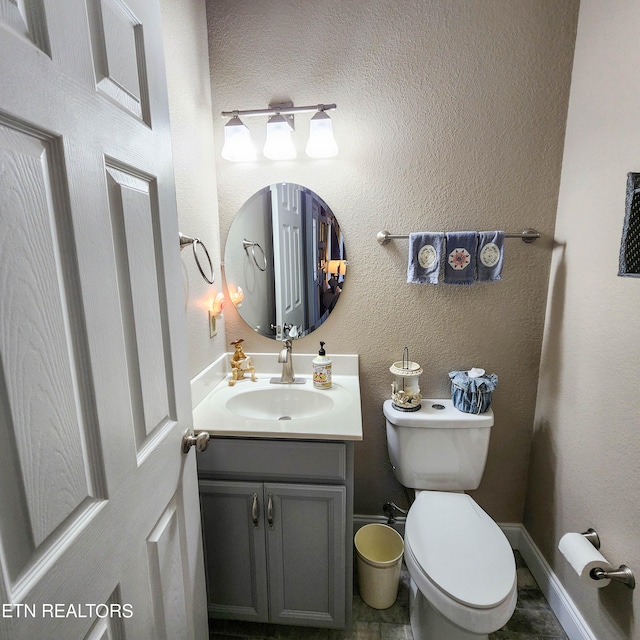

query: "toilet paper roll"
left=559, top=532, right=613, bottom=588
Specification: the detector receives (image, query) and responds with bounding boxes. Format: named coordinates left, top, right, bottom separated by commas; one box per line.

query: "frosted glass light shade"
left=221, top=117, right=256, bottom=162
left=263, top=114, right=296, bottom=160
left=305, top=111, right=338, bottom=158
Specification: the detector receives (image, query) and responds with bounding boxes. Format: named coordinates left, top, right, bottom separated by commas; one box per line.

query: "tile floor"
left=208, top=551, right=568, bottom=640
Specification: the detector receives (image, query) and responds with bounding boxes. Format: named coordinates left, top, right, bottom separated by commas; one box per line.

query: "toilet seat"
left=406, top=491, right=515, bottom=608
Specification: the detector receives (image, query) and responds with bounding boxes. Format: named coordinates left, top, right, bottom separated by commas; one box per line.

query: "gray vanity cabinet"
left=198, top=437, right=354, bottom=630
left=199, top=480, right=269, bottom=621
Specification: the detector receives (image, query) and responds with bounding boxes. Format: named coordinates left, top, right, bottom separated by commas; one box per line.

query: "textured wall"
left=160, top=0, right=227, bottom=380
left=526, top=1, right=640, bottom=638
left=207, top=0, right=579, bottom=520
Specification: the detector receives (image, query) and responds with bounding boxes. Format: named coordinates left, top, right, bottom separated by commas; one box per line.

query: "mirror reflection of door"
left=272, top=183, right=305, bottom=339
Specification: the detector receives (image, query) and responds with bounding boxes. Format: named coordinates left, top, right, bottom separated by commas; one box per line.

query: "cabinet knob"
left=182, top=430, right=210, bottom=453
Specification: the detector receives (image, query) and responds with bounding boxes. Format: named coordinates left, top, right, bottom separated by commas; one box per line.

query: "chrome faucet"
left=278, top=339, right=295, bottom=383
left=270, top=339, right=305, bottom=384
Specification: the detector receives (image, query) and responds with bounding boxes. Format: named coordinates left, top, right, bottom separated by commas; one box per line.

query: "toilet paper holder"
left=581, top=529, right=635, bottom=589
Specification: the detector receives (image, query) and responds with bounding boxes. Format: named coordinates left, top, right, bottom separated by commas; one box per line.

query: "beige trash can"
left=354, top=524, right=404, bottom=609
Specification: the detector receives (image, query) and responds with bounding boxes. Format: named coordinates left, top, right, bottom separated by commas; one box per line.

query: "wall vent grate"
left=619, top=172, right=640, bottom=277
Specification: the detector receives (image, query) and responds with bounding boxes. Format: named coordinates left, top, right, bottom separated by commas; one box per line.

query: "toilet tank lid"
left=406, top=491, right=515, bottom=609
left=383, top=399, right=493, bottom=428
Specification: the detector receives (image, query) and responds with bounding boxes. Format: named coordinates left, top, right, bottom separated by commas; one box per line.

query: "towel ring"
left=243, top=239, right=267, bottom=272
left=179, top=232, right=215, bottom=285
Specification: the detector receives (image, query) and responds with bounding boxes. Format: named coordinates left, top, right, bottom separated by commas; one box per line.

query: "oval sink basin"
left=192, top=356, right=363, bottom=440
left=225, top=387, right=335, bottom=421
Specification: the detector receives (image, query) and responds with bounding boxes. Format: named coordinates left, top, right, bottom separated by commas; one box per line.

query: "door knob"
left=182, top=430, right=210, bottom=453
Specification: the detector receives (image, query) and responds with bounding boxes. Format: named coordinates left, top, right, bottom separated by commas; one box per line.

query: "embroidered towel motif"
left=407, top=232, right=444, bottom=284
left=444, top=232, right=477, bottom=285
left=477, top=230, right=505, bottom=282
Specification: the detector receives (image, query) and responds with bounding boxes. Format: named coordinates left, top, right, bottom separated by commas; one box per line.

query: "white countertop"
left=191, top=353, right=363, bottom=441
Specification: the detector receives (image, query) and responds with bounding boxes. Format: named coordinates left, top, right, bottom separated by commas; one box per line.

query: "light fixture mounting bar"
left=221, top=103, right=336, bottom=118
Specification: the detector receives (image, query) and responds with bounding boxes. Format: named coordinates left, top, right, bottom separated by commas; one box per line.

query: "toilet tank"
left=384, top=398, right=494, bottom=491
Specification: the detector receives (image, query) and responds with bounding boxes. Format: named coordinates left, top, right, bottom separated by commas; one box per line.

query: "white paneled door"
left=0, top=1, right=208, bottom=639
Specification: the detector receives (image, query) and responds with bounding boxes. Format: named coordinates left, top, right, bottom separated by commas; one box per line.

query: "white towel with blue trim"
left=476, top=230, right=505, bottom=282
left=407, top=232, right=444, bottom=284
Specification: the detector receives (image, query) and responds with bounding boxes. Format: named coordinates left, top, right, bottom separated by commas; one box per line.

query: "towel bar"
left=377, top=228, right=540, bottom=246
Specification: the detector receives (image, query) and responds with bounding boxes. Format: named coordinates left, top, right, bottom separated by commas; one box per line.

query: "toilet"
left=384, top=398, right=517, bottom=640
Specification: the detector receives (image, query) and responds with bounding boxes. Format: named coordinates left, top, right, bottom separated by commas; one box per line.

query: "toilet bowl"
left=383, top=398, right=517, bottom=639
left=404, top=491, right=516, bottom=639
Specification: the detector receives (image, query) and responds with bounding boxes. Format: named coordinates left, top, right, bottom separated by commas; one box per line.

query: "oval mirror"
left=223, top=183, right=346, bottom=340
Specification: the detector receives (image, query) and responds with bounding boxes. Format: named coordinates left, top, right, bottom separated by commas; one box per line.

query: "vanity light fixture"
left=220, top=103, right=337, bottom=161
left=263, top=113, right=296, bottom=160
left=306, top=109, right=338, bottom=158
left=220, top=115, right=256, bottom=162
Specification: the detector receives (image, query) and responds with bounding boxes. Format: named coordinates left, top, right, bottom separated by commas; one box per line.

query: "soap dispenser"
left=313, top=341, right=332, bottom=389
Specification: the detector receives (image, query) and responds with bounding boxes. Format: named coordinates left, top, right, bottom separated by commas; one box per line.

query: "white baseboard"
left=353, top=516, right=595, bottom=640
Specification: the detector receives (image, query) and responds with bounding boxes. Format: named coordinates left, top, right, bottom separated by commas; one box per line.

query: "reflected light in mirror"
left=326, top=259, right=347, bottom=276
left=306, top=110, right=338, bottom=158
left=263, top=114, right=296, bottom=160
left=228, top=286, right=244, bottom=307
left=221, top=116, right=256, bottom=162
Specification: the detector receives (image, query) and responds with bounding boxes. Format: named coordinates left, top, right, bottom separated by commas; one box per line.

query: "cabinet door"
left=199, top=480, right=269, bottom=622
left=266, top=483, right=347, bottom=628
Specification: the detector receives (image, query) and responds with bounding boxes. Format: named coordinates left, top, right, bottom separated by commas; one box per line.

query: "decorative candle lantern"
left=390, top=347, right=423, bottom=412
